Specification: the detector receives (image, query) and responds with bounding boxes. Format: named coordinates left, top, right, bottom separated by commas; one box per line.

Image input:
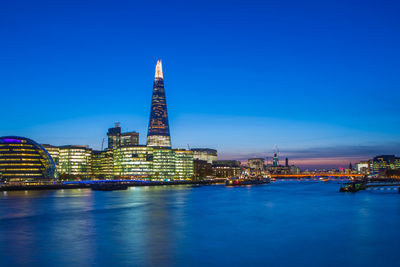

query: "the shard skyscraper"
left=146, top=60, right=172, bottom=148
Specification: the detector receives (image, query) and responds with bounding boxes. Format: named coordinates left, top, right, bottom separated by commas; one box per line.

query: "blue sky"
left=1, top=0, right=400, bottom=168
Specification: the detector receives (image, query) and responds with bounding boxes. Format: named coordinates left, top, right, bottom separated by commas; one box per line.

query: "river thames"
left=1, top=181, right=399, bottom=266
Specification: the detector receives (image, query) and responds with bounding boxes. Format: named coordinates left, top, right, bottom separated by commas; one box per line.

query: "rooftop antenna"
left=187, top=144, right=191, bottom=150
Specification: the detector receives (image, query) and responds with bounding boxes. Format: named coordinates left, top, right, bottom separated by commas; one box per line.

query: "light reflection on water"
left=1, top=182, right=400, bottom=266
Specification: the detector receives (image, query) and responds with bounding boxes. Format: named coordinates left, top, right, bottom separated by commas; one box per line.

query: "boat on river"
left=91, top=183, right=128, bottom=191
left=225, top=177, right=270, bottom=186
left=339, top=182, right=367, bottom=192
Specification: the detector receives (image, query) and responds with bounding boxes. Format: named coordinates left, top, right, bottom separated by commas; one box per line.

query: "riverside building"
left=369, top=155, right=400, bottom=174
left=248, top=158, right=265, bottom=171
left=92, top=149, right=113, bottom=179
left=0, top=136, right=55, bottom=183
left=42, top=144, right=60, bottom=175
left=212, top=160, right=242, bottom=178
left=191, top=148, right=217, bottom=164
left=174, top=149, right=194, bottom=180
left=58, top=145, right=92, bottom=179
left=152, top=148, right=176, bottom=180
left=113, top=146, right=153, bottom=179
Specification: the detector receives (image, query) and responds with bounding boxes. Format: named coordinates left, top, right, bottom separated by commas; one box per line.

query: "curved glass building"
left=0, top=136, right=55, bottom=183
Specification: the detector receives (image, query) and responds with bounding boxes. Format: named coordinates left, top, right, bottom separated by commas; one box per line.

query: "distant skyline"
left=1, top=0, right=400, bottom=169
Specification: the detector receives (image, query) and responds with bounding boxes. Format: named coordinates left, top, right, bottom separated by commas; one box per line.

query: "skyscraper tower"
left=273, top=153, right=279, bottom=166
left=146, top=60, right=172, bottom=148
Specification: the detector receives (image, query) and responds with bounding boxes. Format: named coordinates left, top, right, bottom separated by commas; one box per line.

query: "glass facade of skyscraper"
left=147, top=60, right=172, bottom=148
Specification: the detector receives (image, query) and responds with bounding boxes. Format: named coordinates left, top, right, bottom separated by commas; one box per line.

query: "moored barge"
left=91, top=183, right=128, bottom=191
left=225, top=177, right=270, bottom=186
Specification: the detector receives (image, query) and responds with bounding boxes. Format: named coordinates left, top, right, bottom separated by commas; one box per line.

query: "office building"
left=0, top=136, right=55, bottom=183
left=191, top=148, right=217, bottom=164
left=152, top=147, right=175, bottom=180
left=42, top=144, right=60, bottom=175
left=248, top=158, right=264, bottom=171
left=174, top=149, right=194, bottom=180
left=107, top=123, right=139, bottom=149
left=147, top=60, right=172, bottom=148
left=92, top=149, right=114, bottom=179
left=121, top=132, right=139, bottom=147
left=356, top=161, right=369, bottom=174
left=212, top=160, right=242, bottom=178
left=193, top=159, right=213, bottom=179
left=368, top=155, right=400, bottom=174
left=113, top=146, right=153, bottom=179
left=58, top=145, right=92, bottom=179
left=273, top=153, right=279, bottom=166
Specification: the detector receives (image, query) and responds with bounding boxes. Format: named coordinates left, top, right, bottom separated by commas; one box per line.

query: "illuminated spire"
left=147, top=59, right=171, bottom=148
left=155, top=59, right=163, bottom=79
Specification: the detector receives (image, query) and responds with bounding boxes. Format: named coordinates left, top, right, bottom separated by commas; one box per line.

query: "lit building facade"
left=0, top=136, right=55, bottom=183
left=107, top=123, right=139, bottom=149
left=368, top=155, right=400, bottom=174
left=113, top=146, right=153, bottom=179
left=193, top=159, right=213, bottom=179
left=248, top=158, right=264, bottom=171
left=92, top=149, right=114, bottom=179
left=111, top=146, right=193, bottom=180
left=59, top=145, right=92, bottom=179
left=356, top=161, right=369, bottom=174
left=191, top=148, right=217, bottom=164
left=212, top=160, right=242, bottom=178
left=265, top=165, right=300, bottom=175
left=147, top=60, right=172, bottom=148
left=174, top=149, right=194, bottom=180
left=42, top=144, right=60, bottom=175
left=152, top=148, right=175, bottom=180
left=273, top=153, right=279, bottom=166
left=121, top=132, right=139, bottom=147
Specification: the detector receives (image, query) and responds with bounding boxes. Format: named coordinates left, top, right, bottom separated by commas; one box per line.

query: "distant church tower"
left=146, top=60, right=172, bottom=148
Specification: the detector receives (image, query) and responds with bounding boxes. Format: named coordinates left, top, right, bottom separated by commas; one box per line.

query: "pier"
left=340, top=180, right=400, bottom=193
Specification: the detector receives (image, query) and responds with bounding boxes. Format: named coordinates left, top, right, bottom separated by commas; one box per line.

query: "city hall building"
left=0, top=136, right=55, bottom=183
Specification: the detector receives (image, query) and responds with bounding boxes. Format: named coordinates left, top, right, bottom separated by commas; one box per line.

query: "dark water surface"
left=1, top=181, right=399, bottom=266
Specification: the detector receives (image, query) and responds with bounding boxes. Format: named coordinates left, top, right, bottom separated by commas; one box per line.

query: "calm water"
left=1, top=181, right=399, bottom=267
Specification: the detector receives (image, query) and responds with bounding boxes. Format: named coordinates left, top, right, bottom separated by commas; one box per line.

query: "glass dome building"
left=0, top=136, right=55, bottom=183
